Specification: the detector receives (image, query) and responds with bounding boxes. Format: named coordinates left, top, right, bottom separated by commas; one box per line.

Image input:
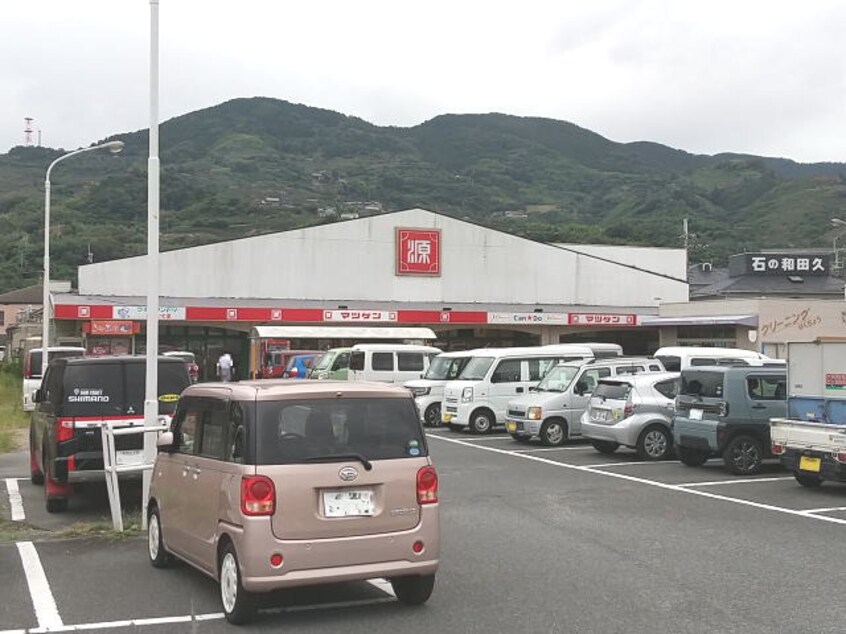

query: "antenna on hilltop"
left=24, top=117, right=34, bottom=146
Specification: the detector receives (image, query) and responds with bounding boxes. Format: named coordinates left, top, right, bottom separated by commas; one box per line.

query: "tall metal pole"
left=42, top=142, right=125, bottom=376
left=142, top=0, right=161, bottom=529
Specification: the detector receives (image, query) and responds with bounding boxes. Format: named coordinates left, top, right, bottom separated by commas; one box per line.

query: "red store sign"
left=396, top=228, right=441, bottom=276
left=568, top=313, right=637, bottom=326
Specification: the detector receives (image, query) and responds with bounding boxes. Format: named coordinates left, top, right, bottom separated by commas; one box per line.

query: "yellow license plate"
left=443, top=413, right=452, bottom=422
left=506, top=421, right=517, bottom=432
left=799, top=455, right=821, bottom=472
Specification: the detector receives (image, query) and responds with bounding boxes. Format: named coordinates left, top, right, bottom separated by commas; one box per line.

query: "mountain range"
left=0, top=96, right=844, bottom=294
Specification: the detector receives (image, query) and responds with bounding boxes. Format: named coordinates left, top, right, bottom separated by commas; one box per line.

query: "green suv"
left=672, top=365, right=786, bottom=475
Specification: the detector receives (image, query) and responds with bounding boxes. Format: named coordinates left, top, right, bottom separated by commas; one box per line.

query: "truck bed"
left=770, top=417, right=846, bottom=452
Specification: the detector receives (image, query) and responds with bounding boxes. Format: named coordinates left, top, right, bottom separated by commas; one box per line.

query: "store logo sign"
left=396, top=228, right=441, bottom=276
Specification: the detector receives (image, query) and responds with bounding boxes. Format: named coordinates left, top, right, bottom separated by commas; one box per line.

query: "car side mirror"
left=33, top=388, right=45, bottom=403
left=156, top=431, right=175, bottom=452
left=575, top=381, right=588, bottom=396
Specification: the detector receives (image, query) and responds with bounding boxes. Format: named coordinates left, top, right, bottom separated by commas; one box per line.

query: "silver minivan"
left=506, top=357, right=665, bottom=446
left=148, top=380, right=439, bottom=624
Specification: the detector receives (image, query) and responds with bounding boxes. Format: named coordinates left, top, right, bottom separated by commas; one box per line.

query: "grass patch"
left=0, top=513, right=144, bottom=543
left=0, top=366, right=29, bottom=453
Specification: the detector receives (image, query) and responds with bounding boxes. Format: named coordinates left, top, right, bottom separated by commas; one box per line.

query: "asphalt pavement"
left=3, top=433, right=846, bottom=633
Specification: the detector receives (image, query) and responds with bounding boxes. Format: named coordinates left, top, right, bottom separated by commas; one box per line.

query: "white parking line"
left=17, top=541, right=63, bottom=631
left=584, top=461, right=671, bottom=468
left=428, top=434, right=846, bottom=526
left=799, top=506, right=846, bottom=515
left=5, top=478, right=25, bottom=521
left=13, top=594, right=396, bottom=633
left=512, top=446, right=593, bottom=453
left=366, top=577, right=396, bottom=597
left=677, top=477, right=795, bottom=487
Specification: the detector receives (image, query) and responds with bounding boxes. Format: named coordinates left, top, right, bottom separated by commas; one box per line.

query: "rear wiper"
left=304, top=453, right=373, bottom=471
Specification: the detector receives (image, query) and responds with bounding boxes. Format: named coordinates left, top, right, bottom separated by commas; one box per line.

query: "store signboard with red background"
left=396, top=228, right=441, bottom=276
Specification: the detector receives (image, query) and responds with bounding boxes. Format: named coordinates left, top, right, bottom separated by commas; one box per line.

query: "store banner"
left=323, top=310, right=398, bottom=322
left=568, top=313, right=638, bottom=326
left=89, top=320, right=135, bottom=335
left=487, top=312, right=570, bottom=325
left=112, top=306, right=186, bottom=320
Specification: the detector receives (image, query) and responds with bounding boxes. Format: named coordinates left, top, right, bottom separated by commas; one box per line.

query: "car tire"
left=148, top=505, right=172, bottom=568
left=636, top=425, right=671, bottom=461
left=722, top=435, right=763, bottom=475
left=590, top=440, right=619, bottom=455
left=510, top=433, right=531, bottom=443
left=678, top=446, right=709, bottom=467
left=219, top=542, right=255, bottom=625
left=424, top=403, right=442, bottom=428
left=539, top=419, right=567, bottom=447
left=795, top=473, right=823, bottom=488
left=391, top=574, right=435, bottom=605
left=30, top=429, right=44, bottom=485
left=469, top=410, right=494, bottom=434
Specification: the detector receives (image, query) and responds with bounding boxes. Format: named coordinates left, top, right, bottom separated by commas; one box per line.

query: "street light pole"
left=142, top=0, right=161, bottom=529
left=42, top=140, right=124, bottom=376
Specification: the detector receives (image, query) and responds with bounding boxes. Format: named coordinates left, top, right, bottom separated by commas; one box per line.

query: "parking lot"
left=4, top=431, right=846, bottom=633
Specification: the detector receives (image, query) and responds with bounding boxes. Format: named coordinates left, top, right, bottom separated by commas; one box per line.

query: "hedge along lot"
left=0, top=366, right=29, bottom=453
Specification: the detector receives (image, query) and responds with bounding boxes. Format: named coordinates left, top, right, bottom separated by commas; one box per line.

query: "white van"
left=441, top=344, right=601, bottom=434
left=505, top=356, right=665, bottom=446
left=347, top=344, right=442, bottom=384
left=405, top=350, right=480, bottom=427
left=653, top=346, right=774, bottom=372
left=22, top=346, right=87, bottom=411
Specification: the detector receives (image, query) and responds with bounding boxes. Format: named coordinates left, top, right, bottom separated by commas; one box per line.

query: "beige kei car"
left=147, top=380, right=440, bottom=624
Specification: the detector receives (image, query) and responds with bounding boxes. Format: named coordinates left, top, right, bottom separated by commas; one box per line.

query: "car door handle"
left=751, top=404, right=767, bottom=409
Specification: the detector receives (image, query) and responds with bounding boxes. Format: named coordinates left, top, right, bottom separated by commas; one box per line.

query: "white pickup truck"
left=769, top=340, right=846, bottom=488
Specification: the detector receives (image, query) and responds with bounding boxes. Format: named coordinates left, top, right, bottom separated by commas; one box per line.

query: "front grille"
left=445, top=397, right=458, bottom=404
left=507, top=409, right=524, bottom=418
left=445, top=406, right=458, bottom=413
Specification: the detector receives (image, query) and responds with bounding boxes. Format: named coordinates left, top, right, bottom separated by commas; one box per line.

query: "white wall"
left=78, top=208, right=688, bottom=307
left=555, top=244, right=687, bottom=279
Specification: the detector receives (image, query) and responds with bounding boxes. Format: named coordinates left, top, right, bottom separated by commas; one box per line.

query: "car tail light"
left=623, top=399, right=633, bottom=418
left=417, top=466, right=438, bottom=505
left=718, top=401, right=730, bottom=417
left=412, top=540, right=425, bottom=554
left=56, top=418, right=75, bottom=443
left=771, top=443, right=785, bottom=456
left=241, top=476, right=276, bottom=516
left=835, top=451, right=846, bottom=464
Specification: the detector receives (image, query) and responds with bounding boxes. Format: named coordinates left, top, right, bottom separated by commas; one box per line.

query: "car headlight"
left=527, top=406, right=542, bottom=421
left=461, top=387, right=474, bottom=403
left=410, top=386, right=430, bottom=397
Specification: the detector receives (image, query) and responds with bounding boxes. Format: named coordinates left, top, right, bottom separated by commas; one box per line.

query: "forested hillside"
left=0, top=97, right=844, bottom=293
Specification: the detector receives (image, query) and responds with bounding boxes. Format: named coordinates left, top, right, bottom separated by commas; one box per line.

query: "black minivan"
left=30, top=356, right=191, bottom=512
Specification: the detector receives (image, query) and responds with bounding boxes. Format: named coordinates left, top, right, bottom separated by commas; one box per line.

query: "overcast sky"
left=2, top=1, right=844, bottom=163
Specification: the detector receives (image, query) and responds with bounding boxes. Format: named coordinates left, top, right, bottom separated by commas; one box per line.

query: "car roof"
left=680, top=365, right=785, bottom=376
left=598, top=371, right=680, bottom=386
left=183, top=380, right=414, bottom=402
left=57, top=355, right=185, bottom=366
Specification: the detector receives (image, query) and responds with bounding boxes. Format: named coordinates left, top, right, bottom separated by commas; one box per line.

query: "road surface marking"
left=677, top=476, right=795, bottom=487
left=5, top=478, right=25, bottom=521
left=429, top=434, right=846, bottom=526
left=799, top=506, right=846, bottom=515
left=366, top=577, right=396, bottom=597
left=17, top=541, right=63, bottom=631
left=583, top=461, right=671, bottom=468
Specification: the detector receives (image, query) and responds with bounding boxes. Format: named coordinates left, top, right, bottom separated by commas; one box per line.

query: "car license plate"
left=323, top=489, right=375, bottom=517
left=443, top=413, right=452, bottom=422
left=689, top=408, right=703, bottom=420
left=506, top=420, right=517, bottom=432
left=593, top=409, right=609, bottom=422
left=799, top=455, right=822, bottom=472
left=116, top=449, right=144, bottom=467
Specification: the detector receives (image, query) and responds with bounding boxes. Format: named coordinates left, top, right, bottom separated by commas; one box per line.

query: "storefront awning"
left=639, top=314, right=758, bottom=327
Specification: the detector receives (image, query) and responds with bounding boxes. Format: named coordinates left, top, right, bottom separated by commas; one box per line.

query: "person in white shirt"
left=217, top=352, right=234, bottom=382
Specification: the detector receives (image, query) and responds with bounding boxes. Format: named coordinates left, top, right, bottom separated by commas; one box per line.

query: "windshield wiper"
left=304, top=453, right=373, bottom=471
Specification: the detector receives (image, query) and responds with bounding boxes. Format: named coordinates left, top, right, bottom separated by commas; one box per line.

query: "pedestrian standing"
left=217, top=351, right=234, bottom=382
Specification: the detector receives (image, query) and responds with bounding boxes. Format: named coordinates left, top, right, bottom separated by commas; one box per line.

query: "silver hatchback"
left=579, top=372, right=679, bottom=460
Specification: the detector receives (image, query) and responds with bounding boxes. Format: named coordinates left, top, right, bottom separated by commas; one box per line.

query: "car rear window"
left=593, top=381, right=631, bottom=401
left=255, top=397, right=427, bottom=465
left=60, top=361, right=189, bottom=417
left=680, top=370, right=724, bottom=398
left=655, top=355, right=680, bottom=371
left=30, top=349, right=85, bottom=378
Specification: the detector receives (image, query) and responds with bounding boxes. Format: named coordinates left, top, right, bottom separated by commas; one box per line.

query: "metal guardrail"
left=100, top=420, right=169, bottom=532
